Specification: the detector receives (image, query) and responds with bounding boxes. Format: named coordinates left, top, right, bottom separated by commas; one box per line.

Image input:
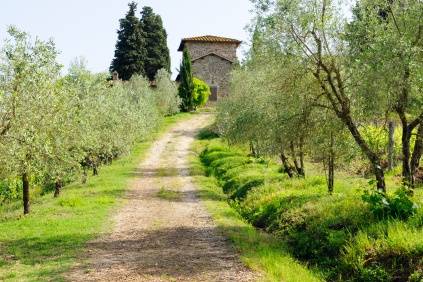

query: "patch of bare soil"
left=66, top=113, right=257, bottom=282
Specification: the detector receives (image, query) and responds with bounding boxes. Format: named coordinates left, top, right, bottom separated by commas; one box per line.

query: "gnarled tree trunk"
left=340, top=110, right=386, bottom=192
left=280, top=150, right=295, bottom=178
left=290, top=141, right=305, bottom=177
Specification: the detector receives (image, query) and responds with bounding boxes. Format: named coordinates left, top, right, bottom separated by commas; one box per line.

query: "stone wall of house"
left=185, top=42, right=238, bottom=62
left=184, top=41, right=238, bottom=99
left=191, top=54, right=233, bottom=98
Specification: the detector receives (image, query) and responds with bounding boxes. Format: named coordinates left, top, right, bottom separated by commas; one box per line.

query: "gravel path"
left=67, top=113, right=257, bottom=282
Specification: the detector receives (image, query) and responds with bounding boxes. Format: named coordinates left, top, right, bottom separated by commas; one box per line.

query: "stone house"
left=177, top=35, right=241, bottom=101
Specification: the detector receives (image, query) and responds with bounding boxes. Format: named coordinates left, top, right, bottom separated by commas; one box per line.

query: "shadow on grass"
left=82, top=188, right=127, bottom=198
left=1, top=233, right=92, bottom=281
left=196, top=126, right=219, bottom=140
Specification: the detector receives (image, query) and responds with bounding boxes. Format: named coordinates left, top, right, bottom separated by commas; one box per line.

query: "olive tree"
left=0, top=27, right=64, bottom=213
left=154, top=69, right=180, bottom=116
left=347, top=0, right=423, bottom=186
left=264, top=0, right=389, bottom=191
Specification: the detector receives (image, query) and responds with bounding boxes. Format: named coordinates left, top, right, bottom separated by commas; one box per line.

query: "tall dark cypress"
left=140, top=6, right=171, bottom=81
left=110, top=2, right=145, bottom=81
left=178, top=49, right=194, bottom=112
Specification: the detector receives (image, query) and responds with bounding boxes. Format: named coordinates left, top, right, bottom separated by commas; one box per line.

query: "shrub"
left=362, top=188, right=419, bottom=220
left=192, top=77, right=210, bottom=109
left=0, top=179, right=22, bottom=203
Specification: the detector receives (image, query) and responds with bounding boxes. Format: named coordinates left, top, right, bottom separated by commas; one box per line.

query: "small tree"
left=192, top=77, right=210, bottom=109
left=154, top=69, right=180, bottom=116
left=0, top=27, right=63, bottom=213
left=178, top=49, right=194, bottom=112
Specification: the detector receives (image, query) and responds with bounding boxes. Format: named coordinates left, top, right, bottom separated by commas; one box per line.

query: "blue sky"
left=0, top=0, right=253, bottom=76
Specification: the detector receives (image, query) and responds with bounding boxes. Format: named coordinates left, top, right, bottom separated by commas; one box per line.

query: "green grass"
left=194, top=137, right=423, bottom=281
left=0, top=112, right=193, bottom=282
left=190, top=139, right=324, bottom=282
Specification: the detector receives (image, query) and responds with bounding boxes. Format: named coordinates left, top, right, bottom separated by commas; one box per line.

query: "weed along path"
left=67, top=112, right=256, bottom=282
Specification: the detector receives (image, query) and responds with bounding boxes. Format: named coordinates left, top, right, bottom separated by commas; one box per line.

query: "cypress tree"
left=178, top=49, right=194, bottom=112
left=140, top=7, right=171, bottom=81
left=110, top=2, right=145, bottom=81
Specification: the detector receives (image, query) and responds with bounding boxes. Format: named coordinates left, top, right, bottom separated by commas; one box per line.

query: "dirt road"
left=67, top=113, right=256, bottom=282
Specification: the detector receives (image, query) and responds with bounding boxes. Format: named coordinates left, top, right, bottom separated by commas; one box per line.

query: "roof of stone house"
left=192, top=52, right=235, bottom=63
left=178, top=35, right=242, bottom=51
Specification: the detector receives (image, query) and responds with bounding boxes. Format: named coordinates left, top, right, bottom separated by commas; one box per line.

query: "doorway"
left=210, top=85, right=218, bottom=101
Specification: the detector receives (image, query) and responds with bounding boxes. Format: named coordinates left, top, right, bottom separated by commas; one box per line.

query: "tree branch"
left=408, top=112, right=423, bottom=132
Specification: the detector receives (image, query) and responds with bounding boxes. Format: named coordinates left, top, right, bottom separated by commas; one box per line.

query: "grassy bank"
left=192, top=134, right=423, bottom=281
left=190, top=138, right=324, bottom=282
left=0, top=113, right=192, bottom=282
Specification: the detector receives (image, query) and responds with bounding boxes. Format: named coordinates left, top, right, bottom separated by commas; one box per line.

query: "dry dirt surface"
left=66, top=113, right=257, bottom=282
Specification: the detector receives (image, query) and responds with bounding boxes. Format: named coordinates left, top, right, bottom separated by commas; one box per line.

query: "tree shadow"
left=65, top=226, right=252, bottom=280
left=1, top=233, right=92, bottom=281
left=153, top=188, right=226, bottom=203
left=125, top=167, right=202, bottom=178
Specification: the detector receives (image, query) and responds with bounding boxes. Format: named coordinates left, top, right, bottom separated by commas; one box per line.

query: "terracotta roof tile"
left=178, top=35, right=241, bottom=51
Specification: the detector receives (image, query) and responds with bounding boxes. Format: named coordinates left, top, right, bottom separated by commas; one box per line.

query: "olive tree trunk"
left=411, top=123, right=423, bottom=184
left=387, top=121, right=395, bottom=171
left=328, top=132, right=335, bottom=194
left=22, top=173, right=30, bottom=214
left=54, top=179, right=62, bottom=198
left=280, top=150, right=295, bottom=178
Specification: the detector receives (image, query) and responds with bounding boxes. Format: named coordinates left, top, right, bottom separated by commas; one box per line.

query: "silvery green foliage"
left=217, top=53, right=317, bottom=157
left=347, top=0, right=423, bottom=117
left=0, top=26, right=65, bottom=180
left=216, top=65, right=272, bottom=153
left=0, top=27, right=178, bottom=203
left=154, top=69, right=180, bottom=116
left=61, top=66, right=161, bottom=176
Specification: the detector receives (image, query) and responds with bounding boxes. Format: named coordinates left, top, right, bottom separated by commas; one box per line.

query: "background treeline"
left=0, top=27, right=180, bottom=214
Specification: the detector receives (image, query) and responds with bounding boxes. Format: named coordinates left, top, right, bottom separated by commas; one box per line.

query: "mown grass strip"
left=0, top=112, right=193, bottom=282
left=190, top=139, right=324, bottom=282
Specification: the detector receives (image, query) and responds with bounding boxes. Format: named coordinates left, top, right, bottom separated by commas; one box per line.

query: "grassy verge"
left=190, top=138, right=324, bottom=282
left=191, top=133, right=423, bottom=282
left=0, top=112, right=193, bottom=282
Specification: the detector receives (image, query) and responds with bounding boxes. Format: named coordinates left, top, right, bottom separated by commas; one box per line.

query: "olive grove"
left=217, top=0, right=423, bottom=192
left=0, top=27, right=180, bottom=213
